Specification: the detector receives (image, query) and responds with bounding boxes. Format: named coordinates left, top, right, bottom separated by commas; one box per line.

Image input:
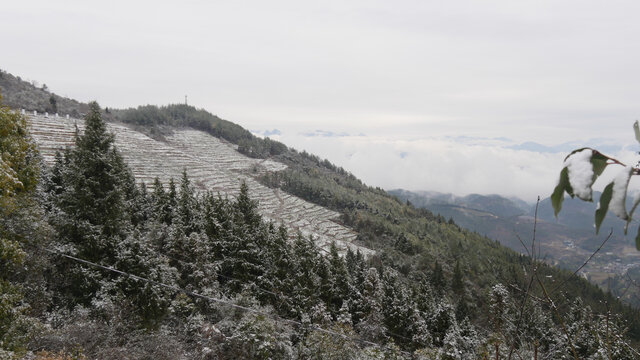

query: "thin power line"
left=42, top=246, right=413, bottom=357
left=153, top=245, right=418, bottom=345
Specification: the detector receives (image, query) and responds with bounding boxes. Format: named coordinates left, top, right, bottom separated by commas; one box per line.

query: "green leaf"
left=595, top=182, right=613, bottom=234
left=590, top=151, right=608, bottom=181
left=626, top=194, right=640, bottom=235
left=634, top=120, right=640, bottom=144
left=551, top=167, right=573, bottom=217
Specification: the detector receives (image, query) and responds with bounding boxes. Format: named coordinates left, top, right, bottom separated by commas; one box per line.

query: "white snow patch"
left=610, top=166, right=633, bottom=220
left=564, top=149, right=594, bottom=201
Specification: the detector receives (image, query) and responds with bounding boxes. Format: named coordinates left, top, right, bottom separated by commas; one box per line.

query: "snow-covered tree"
left=113, top=229, right=178, bottom=327
left=337, top=301, right=353, bottom=326
left=52, top=102, right=130, bottom=260
left=438, top=316, right=479, bottom=360
left=151, top=177, right=173, bottom=225
left=381, top=269, right=415, bottom=347
left=356, top=268, right=387, bottom=343
left=289, top=234, right=322, bottom=316
left=299, top=322, right=359, bottom=360
left=327, top=241, right=352, bottom=315
left=213, top=312, right=294, bottom=359
left=410, top=310, right=433, bottom=350
left=488, top=283, right=514, bottom=347
left=177, top=169, right=200, bottom=235
left=546, top=298, right=638, bottom=359
left=429, top=300, right=455, bottom=348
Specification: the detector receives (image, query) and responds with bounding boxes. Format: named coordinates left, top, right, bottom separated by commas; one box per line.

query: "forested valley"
left=2, top=70, right=640, bottom=358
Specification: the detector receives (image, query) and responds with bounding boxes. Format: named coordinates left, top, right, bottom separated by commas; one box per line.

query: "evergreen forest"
left=1, top=74, right=640, bottom=358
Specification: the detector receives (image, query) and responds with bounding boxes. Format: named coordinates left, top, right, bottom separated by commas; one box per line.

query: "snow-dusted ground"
left=28, top=113, right=373, bottom=256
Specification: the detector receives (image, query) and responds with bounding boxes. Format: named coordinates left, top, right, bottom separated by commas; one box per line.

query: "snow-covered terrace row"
left=27, top=113, right=374, bottom=256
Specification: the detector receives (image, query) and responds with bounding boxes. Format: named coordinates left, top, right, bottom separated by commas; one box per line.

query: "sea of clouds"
left=253, top=128, right=640, bottom=203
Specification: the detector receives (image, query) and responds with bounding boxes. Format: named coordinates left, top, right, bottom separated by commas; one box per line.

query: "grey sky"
left=3, top=0, right=640, bottom=200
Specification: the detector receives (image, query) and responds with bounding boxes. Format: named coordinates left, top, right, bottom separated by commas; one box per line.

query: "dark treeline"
left=0, top=70, right=89, bottom=116
left=114, top=104, right=288, bottom=158
left=2, top=98, right=640, bottom=357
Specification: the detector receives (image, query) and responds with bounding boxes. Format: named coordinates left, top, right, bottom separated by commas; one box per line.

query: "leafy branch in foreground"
left=551, top=121, right=640, bottom=249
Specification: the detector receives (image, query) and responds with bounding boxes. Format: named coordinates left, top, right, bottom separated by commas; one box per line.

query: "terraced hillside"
left=27, top=112, right=373, bottom=256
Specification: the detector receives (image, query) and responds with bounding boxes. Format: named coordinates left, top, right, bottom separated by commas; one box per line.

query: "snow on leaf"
left=564, top=148, right=594, bottom=201
left=610, top=166, right=633, bottom=221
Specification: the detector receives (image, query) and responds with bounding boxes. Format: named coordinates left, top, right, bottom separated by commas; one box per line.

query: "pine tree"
left=113, top=229, right=178, bottom=328
left=550, top=298, right=637, bottom=359
left=167, top=178, right=177, bottom=223
left=356, top=268, right=387, bottom=342
left=133, top=181, right=153, bottom=226
left=488, top=283, right=513, bottom=356
left=327, top=242, right=351, bottom=315
left=43, top=151, right=66, bottom=201
left=202, top=192, right=222, bottom=239
left=109, top=148, right=147, bottom=228
left=290, top=234, right=321, bottom=316
left=316, top=255, right=334, bottom=311
left=451, top=260, right=471, bottom=321
left=258, top=224, right=296, bottom=316
left=48, top=102, right=140, bottom=307
left=217, top=184, right=264, bottom=293
left=381, top=269, right=416, bottom=347
left=431, top=260, right=446, bottom=293
left=54, top=102, right=128, bottom=261
left=438, top=316, right=479, bottom=360
left=236, top=181, right=259, bottom=226
left=451, top=260, right=464, bottom=295
left=518, top=302, right=557, bottom=355
left=151, top=177, right=172, bottom=225
left=345, top=249, right=367, bottom=324
left=177, top=169, right=197, bottom=234
left=215, top=312, right=295, bottom=359
left=394, top=233, right=414, bottom=254
left=411, top=310, right=432, bottom=349
left=429, top=300, right=455, bottom=347
left=414, top=277, right=436, bottom=316
left=337, top=301, right=352, bottom=326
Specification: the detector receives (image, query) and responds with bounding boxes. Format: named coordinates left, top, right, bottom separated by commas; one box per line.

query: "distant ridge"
left=389, top=188, right=640, bottom=304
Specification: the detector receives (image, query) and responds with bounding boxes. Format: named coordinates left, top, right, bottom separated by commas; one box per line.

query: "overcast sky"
left=3, top=0, right=640, bottom=201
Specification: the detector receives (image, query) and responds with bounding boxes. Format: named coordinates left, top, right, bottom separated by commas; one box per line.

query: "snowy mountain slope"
left=28, top=112, right=373, bottom=256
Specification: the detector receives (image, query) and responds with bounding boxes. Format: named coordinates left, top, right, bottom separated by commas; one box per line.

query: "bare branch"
left=535, top=273, right=580, bottom=360
left=550, top=229, right=614, bottom=295
left=508, top=197, right=539, bottom=360
left=532, top=196, right=539, bottom=261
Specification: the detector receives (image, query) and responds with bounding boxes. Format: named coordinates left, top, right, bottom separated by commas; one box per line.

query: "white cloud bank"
left=265, top=130, right=640, bottom=202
